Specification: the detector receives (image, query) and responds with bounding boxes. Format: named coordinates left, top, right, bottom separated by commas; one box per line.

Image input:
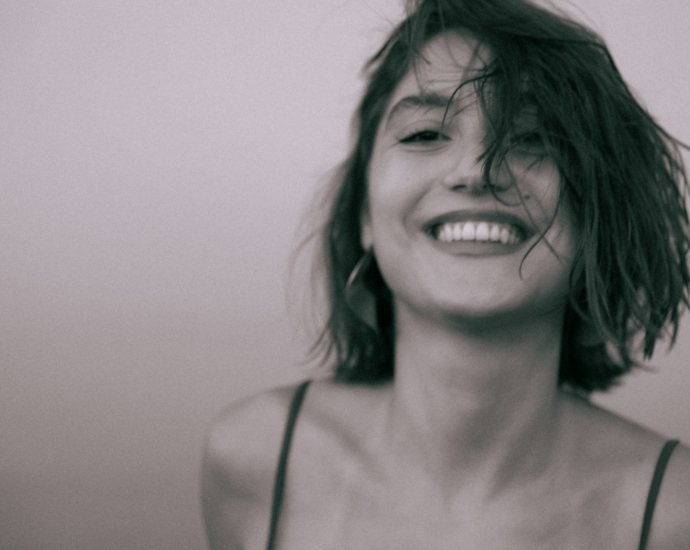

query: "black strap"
left=266, top=381, right=311, bottom=550
left=266, top=393, right=676, bottom=550
left=638, top=439, right=680, bottom=550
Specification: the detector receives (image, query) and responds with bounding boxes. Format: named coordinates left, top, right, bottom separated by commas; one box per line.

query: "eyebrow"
left=383, top=93, right=455, bottom=128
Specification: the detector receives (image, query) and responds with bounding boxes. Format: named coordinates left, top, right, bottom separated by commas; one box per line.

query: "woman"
left=202, top=0, right=690, bottom=548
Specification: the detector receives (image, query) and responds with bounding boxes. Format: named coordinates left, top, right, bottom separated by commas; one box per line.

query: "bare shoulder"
left=563, top=393, right=670, bottom=469
left=646, top=441, right=690, bottom=550
left=200, top=382, right=308, bottom=550
left=563, top=395, right=690, bottom=547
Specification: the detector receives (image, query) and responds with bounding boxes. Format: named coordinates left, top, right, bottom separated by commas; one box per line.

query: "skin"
left=201, top=33, right=690, bottom=550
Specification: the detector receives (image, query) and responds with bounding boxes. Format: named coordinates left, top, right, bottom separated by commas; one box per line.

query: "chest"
left=268, top=457, right=643, bottom=550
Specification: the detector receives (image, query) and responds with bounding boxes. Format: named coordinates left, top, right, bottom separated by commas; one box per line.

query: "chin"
left=396, top=285, right=569, bottom=331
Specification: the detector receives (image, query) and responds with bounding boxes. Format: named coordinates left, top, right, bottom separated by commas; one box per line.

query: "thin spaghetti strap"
left=266, top=381, right=311, bottom=550
left=638, top=439, right=680, bottom=550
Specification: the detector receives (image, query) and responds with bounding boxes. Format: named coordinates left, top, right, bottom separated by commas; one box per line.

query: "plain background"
left=1, top=0, right=688, bottom=548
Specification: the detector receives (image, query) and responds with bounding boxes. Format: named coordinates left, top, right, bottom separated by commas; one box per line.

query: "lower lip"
left=425, top=233, right=528, bottom=256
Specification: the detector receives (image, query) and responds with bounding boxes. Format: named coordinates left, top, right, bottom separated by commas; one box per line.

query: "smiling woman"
left=201, top=0, right=690, bottom=549
left=364, top=33, right=575, bottom=333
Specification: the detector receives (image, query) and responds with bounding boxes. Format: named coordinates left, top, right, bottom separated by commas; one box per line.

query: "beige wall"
left=1, top=1, right=688, bottom=548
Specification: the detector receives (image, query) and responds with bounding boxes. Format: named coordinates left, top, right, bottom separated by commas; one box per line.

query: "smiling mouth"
left=433, top=221, right=525, bottom=244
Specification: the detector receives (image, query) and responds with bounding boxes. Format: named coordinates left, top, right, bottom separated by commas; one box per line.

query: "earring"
left=345, top=249, right=380, bottom=332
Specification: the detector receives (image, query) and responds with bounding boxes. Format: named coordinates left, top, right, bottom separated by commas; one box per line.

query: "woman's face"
left=363, top=32, right=578, bottom=327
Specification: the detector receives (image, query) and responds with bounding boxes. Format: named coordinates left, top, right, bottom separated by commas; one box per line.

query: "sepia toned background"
left=1, top=0, right=688, bottom=548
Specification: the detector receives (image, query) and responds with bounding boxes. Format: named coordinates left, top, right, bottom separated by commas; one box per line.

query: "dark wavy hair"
left=308, top=0, right=690, bottom=392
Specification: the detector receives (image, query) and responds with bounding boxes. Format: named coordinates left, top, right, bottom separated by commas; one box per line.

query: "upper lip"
left=421, top=209, right=535, bottom=239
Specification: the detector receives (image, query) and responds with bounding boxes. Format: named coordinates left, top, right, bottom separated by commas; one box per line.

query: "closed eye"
left=399, top=130, right=450, bottom=143
left=512, top=132, right=542, bottom=146
left=508, top=132, right=548, bottom=157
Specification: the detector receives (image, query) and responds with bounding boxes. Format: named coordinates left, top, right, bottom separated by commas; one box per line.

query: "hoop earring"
left=345, top=249, right=379, bottom=332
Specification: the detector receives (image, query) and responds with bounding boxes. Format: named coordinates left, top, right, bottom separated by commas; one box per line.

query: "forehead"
left=387, top=32, right=491, bottom=109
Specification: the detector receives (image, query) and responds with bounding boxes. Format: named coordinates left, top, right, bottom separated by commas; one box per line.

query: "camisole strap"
left=638, top=439, right=680, bottom=550
left=266, top=380, right=311, bottom=550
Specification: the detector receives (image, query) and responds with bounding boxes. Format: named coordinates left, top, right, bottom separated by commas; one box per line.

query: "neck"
left=385, top=304, right=567, bottom=495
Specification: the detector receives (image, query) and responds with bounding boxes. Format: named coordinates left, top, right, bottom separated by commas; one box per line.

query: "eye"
left=509, top=132, right=547, bottom=156
left=399, top=129, right=449, bottom=144
left=512, top=132, right=542, bottom=146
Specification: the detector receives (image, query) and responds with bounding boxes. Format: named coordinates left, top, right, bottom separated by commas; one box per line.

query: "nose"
left=440, top=145, right=516, bottom=195
left=439, top=146, right=488, bottom=193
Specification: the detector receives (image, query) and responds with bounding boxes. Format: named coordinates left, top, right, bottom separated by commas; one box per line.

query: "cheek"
left=520, top=211, right=579, bottom=301
left=366, top=153, right=428, bottom=221
left=518, top=163, right=561, bottom=209
left=515, top=163, right=571, bottom=241
left=366, top=160, right=406, bottom=233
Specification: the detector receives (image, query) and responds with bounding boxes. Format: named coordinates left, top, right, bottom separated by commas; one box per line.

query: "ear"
left=360, top=207, right=373, bottom=250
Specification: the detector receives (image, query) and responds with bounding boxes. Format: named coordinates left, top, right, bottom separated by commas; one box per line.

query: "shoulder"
left=645, top=441, right=690, bottom=550
left=202, top=383, right=306, bottom=491
left=564, top=396, right=690, bottom=547
left=200, top=382, right=309, bottom=549
left=200, top=378, right=384, bottom=548
left=558, top=395, right=686, bottom=544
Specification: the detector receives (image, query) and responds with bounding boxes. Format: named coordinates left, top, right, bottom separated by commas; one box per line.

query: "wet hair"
left=309, top=0, right=690, bottom=392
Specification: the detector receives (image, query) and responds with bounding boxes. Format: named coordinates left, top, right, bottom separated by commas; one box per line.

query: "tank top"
left=265, top=381, right=680, bottom=550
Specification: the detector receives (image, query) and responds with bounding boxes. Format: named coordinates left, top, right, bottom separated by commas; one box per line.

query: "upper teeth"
left=435, top=221, right=521, bottom=244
